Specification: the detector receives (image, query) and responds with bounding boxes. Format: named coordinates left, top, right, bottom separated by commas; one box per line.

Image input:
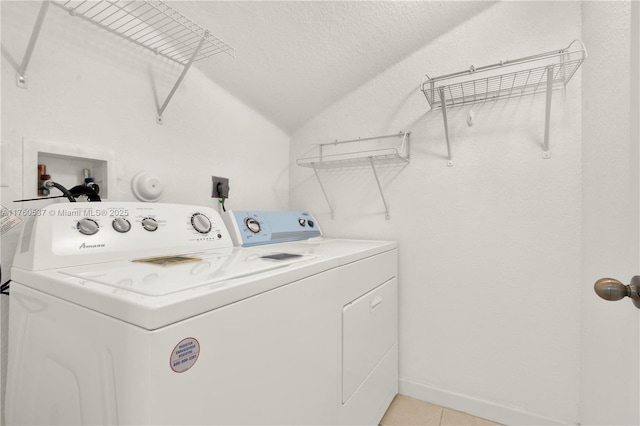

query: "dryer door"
left=342, top=278, right=397, bottom=403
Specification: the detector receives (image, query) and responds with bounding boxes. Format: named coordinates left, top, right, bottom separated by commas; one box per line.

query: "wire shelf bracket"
left=21, top=1, right=234, bottom=123
left=15, top=1, right=51, bottom=89
left=421, top=40, right=586, bottom=166
left=155, top=36, right=205, bottom=124
left=297, top=132, right=410, bottom=220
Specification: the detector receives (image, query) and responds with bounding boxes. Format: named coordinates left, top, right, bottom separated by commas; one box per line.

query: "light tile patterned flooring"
left=380, top=395, right=504, bottom=426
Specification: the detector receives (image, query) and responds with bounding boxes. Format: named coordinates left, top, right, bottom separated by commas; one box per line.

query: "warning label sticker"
left=170, top=337, right=200, bottom=373
left=0, top=205, right=23, bottom=236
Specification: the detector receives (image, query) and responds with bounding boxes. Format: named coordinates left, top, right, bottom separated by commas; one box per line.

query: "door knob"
left=594, top=276, right=640, bottom=309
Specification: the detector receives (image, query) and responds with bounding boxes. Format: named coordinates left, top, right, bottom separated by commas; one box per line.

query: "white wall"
left=0, top=1, right=290, bottom=421
left=291, top=2, right=585, bottom=424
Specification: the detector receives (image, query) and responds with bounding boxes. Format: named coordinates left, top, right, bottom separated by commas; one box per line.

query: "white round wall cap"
left=131, top=171, right=163, bottom=202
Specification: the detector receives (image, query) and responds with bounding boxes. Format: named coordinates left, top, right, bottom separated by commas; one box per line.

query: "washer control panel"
left=13, top=202, right=233, bottom=270
left=223, top=210, right=321, bottom=247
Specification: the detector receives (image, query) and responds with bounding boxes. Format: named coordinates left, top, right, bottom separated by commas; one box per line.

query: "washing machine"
left=5, top=202, right=397, bottom=425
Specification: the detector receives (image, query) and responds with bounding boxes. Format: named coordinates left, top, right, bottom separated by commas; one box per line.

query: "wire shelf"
left=297, top=148, right=409, bottom=170
left=52, top=0, right=235, bottom=66
left=421, top=40, right=586, bottom=109
left=297, top=132, right=410, bottom=170
left=296, top=132, right=410, bottom=219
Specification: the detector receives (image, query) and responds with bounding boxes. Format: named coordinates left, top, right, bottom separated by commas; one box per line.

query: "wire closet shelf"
left=51, top=0, right=235, bottom=66
left=296, top=132, right=410, bottom=220
left=296, top=132, right=410, bottom=170
left=421, top=39, right=586, bottom=109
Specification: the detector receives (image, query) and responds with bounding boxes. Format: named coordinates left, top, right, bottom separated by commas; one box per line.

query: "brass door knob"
left=594, top=276, right=640, bottom=309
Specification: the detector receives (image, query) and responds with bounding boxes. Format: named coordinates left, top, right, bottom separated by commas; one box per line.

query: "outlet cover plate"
left=211, top=176, right=229, bottom=199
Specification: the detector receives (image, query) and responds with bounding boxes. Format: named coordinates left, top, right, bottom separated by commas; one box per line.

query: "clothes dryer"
left=223, top=210, right=399, bottom=424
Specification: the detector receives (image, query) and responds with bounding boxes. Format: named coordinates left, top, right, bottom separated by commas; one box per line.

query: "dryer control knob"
left=191, top=213, right=212, bottom=234
left=77, top=218, right=99, bottom=235
left=141, top=217, right=159, bottom=232
left=245, top=217, right=261, bottom=234
left=112, top=217, right=131, bottom=233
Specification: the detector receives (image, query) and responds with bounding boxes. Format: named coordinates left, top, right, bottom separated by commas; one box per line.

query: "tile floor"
left=380, top=395, right=504, bottom=426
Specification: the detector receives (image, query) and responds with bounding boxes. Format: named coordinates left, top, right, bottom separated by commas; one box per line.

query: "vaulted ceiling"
left=171, top=1, right=496, bottom=133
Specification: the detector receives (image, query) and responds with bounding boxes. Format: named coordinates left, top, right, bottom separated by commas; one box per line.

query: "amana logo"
left=79, top=242, right=106, bottom=250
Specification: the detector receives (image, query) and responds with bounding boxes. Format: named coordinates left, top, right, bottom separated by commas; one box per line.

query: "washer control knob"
left=112, top=217, right=131, bottom=233
left=245, top=217, right=261, bottom=234
left=141, top=217, right=159, bottom=232
left=77, top=218, right=99, bottom=235
left=191, top=213, right=212, bottom=234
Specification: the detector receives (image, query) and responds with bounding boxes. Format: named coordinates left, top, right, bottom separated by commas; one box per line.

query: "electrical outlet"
left=211, top=176, right=230, bottom=199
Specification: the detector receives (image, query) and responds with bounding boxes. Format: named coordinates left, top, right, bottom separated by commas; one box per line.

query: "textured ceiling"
left=170, top=1, right=495, bottom=133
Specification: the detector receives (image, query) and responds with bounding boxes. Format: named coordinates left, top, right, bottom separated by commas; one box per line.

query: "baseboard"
left=399, top=378, right=576, bottom=426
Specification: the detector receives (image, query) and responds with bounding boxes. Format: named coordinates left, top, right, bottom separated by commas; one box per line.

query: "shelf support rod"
left=369, top=157, right=390, bottom=220
left=311, top=165, right=335, bottom=219
left=400, top=132, right=411, bottom=161
left=156, top=37, right=206, bottom=124
left=542, top=65, right=554, bottom=158
left=323, top=132, right=410, bottom=146
left=16, top=0, right=50, bottom=89
left=438, top=87, right=454, bottom=167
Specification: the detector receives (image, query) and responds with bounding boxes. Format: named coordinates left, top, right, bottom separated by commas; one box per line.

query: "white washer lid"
left=58, top=250, right=314, bottom=296
left=12, top=238, right=395, bottom=330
